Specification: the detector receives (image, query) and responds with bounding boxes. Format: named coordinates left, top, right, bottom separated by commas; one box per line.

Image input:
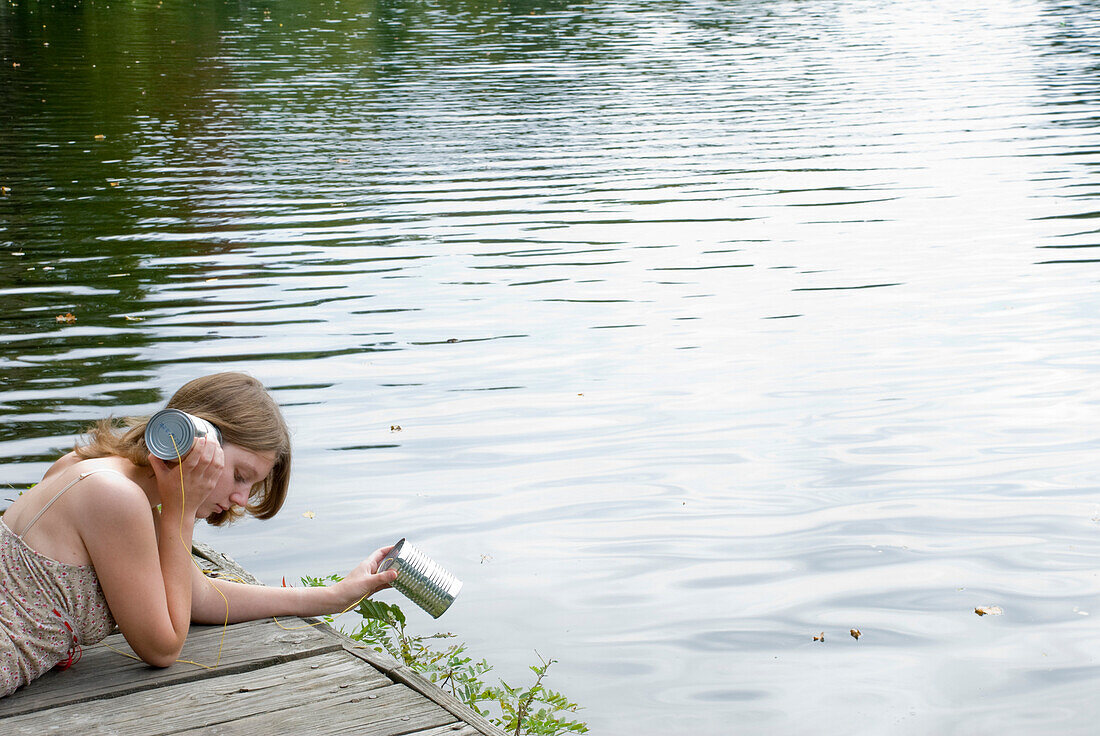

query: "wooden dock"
left=0, top=543, right=506, bottom=736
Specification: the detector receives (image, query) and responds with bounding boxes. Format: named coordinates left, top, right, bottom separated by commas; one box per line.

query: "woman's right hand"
left=149, top=436, right=224, bottom=517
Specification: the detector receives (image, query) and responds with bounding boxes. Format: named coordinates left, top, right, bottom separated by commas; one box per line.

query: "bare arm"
left=82, top=439, right=222, bottom=667
left=190, top=545, right=397, bottom=624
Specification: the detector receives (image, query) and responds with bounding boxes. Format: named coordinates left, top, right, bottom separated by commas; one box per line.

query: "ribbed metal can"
left=145, top=409, right=222, bottom=461
left=378, top=538, right=462, bottom=619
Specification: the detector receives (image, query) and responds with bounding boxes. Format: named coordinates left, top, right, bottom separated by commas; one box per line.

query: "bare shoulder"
left=72, top=470, right=158, bottom=569
left=40, top=451, right=82, bottom=481
left=11, top=460, right=154, bottom=566
left=74, top=468, right=153, bottom=527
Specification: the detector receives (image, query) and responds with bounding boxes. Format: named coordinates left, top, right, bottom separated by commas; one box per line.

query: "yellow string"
left=272, top=589, right=371, bottom=631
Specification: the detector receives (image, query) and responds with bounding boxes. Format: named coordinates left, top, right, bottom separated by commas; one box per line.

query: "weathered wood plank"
left=408, top=724, right=486, bottom=736
left=343, top=644, right=508, bottom=736
left=0, top=618, right=340, bottom=717
left=0, top=650, right=392, bottom=735
left=388, top=664, right=508, bottom=736
left=170, top=681, right=457, bottom=736
left=191, top=542, right=261, bottom=585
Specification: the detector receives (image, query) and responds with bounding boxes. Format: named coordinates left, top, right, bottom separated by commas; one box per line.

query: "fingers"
left=367, top=545, right=394, bottom=569
left=373, top=549, right=399, bottom=590
left=184, top=437, right=223, bottom=487
left=349, top=552, right=400, bottom=599
left=148, top=436, right=221, bottom=470
left=150, top=437, right=223, bottom=512
left=365, top=568, right=398, bottom=595
left=366, top=547, right=396, bottom=577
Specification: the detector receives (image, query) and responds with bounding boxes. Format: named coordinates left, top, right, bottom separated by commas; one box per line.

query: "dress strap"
left=16, top=468, right=129, bottom=538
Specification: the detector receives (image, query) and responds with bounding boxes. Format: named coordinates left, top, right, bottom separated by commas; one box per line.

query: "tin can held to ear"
left=145, top=409, right=222, bottom=461
left=378, top=538, right=462, bottom=619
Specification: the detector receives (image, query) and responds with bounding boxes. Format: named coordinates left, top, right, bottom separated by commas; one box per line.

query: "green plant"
left=485, top=652, right=588, bottom=736
left=303, top=577, right=587, bottom=736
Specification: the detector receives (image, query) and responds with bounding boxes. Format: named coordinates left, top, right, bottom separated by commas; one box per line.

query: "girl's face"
left=196, top=442, right=276, bottom=520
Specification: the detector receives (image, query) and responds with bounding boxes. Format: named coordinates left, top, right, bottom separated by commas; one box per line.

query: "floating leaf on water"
left=813, top=632, right=824, bottom=642
left=975, top=606, right=1003, bottom=616
left=108, top=181, right=119, bottom=187
left=390, top=425, right=402, bottom=431
left=124, top=315, right=144, bottom=321
left=302, top=511, right=315, bottom=519
left=337, top=158, right=349, bottom=163
left=850, top=629, right=861, bottom=640
left=94, top=134, right=106, bottom=140
left=55, top=313, right=76, bottom=323
left=1, top=187, right=11, bottom=195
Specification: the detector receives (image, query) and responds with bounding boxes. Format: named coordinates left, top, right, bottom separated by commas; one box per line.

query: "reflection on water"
left=3, top=0, right=1100, bottom=732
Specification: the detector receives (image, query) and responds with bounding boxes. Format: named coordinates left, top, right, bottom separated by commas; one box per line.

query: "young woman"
left=0, top=372, right=396, bottom=697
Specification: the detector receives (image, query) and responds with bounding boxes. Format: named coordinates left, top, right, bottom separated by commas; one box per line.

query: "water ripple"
left=3, top=0, right=1100, bottom=732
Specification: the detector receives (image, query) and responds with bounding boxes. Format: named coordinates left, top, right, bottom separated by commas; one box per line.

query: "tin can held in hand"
left=145, top=409, right=222, bottom=461
left=378, top=538, right=462, bottom=619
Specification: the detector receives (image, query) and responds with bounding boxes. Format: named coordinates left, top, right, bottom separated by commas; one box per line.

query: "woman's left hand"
left=332, top=545, right=398, bottom=611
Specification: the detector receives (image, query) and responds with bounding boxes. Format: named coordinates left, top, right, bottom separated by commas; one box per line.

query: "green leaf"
left=356, top=599, right=405, bottom=627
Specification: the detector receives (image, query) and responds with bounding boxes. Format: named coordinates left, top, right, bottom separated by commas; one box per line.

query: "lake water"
left=3, top=0, right=1100, bottom=732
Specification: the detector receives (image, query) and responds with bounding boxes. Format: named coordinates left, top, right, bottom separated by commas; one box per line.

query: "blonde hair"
left=75, top=373, right=292, bottom=526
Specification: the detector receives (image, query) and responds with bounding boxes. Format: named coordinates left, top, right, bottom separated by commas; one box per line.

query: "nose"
left=229, top=489, right=249, bottom=508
